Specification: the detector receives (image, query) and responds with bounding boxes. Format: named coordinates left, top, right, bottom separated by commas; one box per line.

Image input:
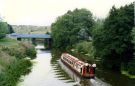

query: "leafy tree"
left=92, top=19, right=105, bottom=57
left=0, top=22, right=8, bottom=38
left=92, top=4, right=134, bottom=71
left=51, top=8, right=94, bottom=50
left=128, top=27, right=135, bottom=75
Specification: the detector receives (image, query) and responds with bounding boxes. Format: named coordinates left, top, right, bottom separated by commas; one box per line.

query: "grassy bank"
left=0, top=59, right=32, bottom=86
left=0, top=37, right=36, bottom=86
left=0, top=38, right=18, bottom=46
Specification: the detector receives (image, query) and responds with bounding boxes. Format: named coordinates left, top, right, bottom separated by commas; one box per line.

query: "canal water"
left=17, top=45, right=135, bottom=86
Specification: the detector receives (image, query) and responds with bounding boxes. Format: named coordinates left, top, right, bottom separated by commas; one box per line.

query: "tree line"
left=51, top=3, right=135, bottom=75
left=92, top=4, right=134, bottom=74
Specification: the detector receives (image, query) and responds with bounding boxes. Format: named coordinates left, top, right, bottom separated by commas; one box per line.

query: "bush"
left=26, top=48, right=36, bottom=59
left=75, top=41, right=94, bottom=58
left=19, top=42, right=36, bottom=59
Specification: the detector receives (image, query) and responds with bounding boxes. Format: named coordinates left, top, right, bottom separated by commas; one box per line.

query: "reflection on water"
left=96, top=67, right=135, bottom=86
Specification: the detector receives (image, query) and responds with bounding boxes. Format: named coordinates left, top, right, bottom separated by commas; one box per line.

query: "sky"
left=0, top=0, right=134, bottom=26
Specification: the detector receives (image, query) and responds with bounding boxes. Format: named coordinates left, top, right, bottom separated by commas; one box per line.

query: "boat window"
left=86, top=65, right=89, bottom=73
left=80, top=68, right=82, bottom=73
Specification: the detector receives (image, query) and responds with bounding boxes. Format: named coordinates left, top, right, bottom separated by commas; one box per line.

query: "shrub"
left=19, top=42, right=36, bottom=59
left=26, top=48, right=36, bottom=59
left=75, top=41, right=94, bottom=57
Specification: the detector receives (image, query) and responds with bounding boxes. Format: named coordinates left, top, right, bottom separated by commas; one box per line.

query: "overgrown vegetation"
left=51, top=3, right=135, bottom=76
left=0, top=40, right=36, bottom=86
left=0, top=59, right=32, bottom=86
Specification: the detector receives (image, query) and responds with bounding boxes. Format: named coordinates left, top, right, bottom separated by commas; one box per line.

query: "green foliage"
left=131, top=27, right=135, bottom=44
left=128, top=27, right=135, bottom=75
left=75, top=41, right=94, bottom=57
left=26, top=48, right=36, bottom=59
left=128, top=58, right=135, bottom=75
left=92, top=19, right=105, bottom=57
left=19, top=42, right=36, bottom=59
left=51, top=8, right=94, bottom=50
left=73, top=41, right=94, bottom=61
left=1, top=45, right=26, bottom=59
left=0, top=38, right=18, bottom=46
left=0, top=59, right=32, bottom=86
left=0, top=22, right=8, bottom=39
left=0, top=39, right=36, bottom=86
left=1, top=42, right=36, bottom=59
left=92, top=4, right=134, bottom=70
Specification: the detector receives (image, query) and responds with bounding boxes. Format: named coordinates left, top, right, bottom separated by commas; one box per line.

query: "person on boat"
left=85, top=63, right=89, bottom=73
left=92, top=63, right=96, bottom=74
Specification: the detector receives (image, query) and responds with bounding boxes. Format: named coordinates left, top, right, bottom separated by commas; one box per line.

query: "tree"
left=0, top=22, right=8, bottom=39
left=51, top=8, right=94, bottom=50
left=128, top=27, right=135, bottom=75
left=92, top=4, right=134, bottom=71
left=8, top=24, right=14, bottom=34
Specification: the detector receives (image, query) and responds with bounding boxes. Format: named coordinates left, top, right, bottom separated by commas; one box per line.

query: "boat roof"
left=62, top=53, right=90, bottom=66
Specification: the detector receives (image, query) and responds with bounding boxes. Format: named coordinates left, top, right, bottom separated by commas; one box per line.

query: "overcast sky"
left=0, top=0, right=134, bottom=26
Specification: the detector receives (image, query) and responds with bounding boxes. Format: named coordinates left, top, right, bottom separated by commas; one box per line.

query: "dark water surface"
left=17, top=45, right=135, bottom=86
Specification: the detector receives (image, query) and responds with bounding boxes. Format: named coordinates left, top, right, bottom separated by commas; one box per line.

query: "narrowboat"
left=61, top=53, right=96, bottom=78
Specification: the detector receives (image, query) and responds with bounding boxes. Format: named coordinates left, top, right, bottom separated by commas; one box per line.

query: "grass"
left=121, top=70, right=135, bottom=78
left=0, top=38, right=18, bottom=46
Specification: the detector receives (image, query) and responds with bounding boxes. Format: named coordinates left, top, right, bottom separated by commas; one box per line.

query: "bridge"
left=10, top=33, right=52, bottom=47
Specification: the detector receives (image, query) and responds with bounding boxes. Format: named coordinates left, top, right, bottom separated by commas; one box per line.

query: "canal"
left=17, top=45, right=135, bottom=86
